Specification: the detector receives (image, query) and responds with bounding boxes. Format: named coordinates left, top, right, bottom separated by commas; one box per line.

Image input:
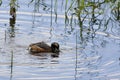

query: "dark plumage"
left=29, top=42, right=60, bottom=53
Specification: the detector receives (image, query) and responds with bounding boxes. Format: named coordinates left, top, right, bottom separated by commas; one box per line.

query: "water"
left=0, top=0, right=120, bottom=80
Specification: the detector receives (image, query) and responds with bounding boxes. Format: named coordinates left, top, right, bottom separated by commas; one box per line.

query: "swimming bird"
left=29, top=41, right=60, bottom=53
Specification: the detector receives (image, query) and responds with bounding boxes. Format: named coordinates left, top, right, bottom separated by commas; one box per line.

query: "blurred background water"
left=0, top=0, right=120, bottom=80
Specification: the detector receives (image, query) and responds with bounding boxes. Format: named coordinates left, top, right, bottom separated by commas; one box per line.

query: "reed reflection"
left=10, top=50, right=14, bottom=80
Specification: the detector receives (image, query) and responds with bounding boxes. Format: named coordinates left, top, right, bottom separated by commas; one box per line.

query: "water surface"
left=0, top=0, right=120, bottom=80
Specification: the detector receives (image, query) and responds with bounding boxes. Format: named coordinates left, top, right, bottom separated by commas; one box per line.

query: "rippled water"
left=0, top=0, right=120, bottom=80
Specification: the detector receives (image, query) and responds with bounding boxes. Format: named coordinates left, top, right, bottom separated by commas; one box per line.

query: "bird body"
left=29, top=42, right=60, bottom=53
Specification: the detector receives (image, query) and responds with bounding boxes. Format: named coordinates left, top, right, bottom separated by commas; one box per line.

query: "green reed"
left=10, top=0, right=18, bottom=7
left=65, top=0, right=119, bottom=25
left=20, top=0, right=120, bottom=40
left=112, top=1, right=120, bottom=20
left=0, top=0, right=119, bottom=28
left=0, top=0, right=2, bottom=6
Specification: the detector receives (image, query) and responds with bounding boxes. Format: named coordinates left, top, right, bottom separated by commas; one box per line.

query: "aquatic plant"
left=112, top=0, right=120, bottom=20
left=9, top=0, right=18, bottom=7
left=0, top=0, right=2, bottom=6
left=9, top=0, right=17, bottom=37
left=0, top=0, right=119, bottom=27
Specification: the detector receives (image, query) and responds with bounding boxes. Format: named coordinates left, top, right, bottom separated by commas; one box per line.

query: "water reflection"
left=0, top=0, right=120, bottom=80
left=112, top=1, right=120, bottom=20
left=30, top=52, right=59, bottom=58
